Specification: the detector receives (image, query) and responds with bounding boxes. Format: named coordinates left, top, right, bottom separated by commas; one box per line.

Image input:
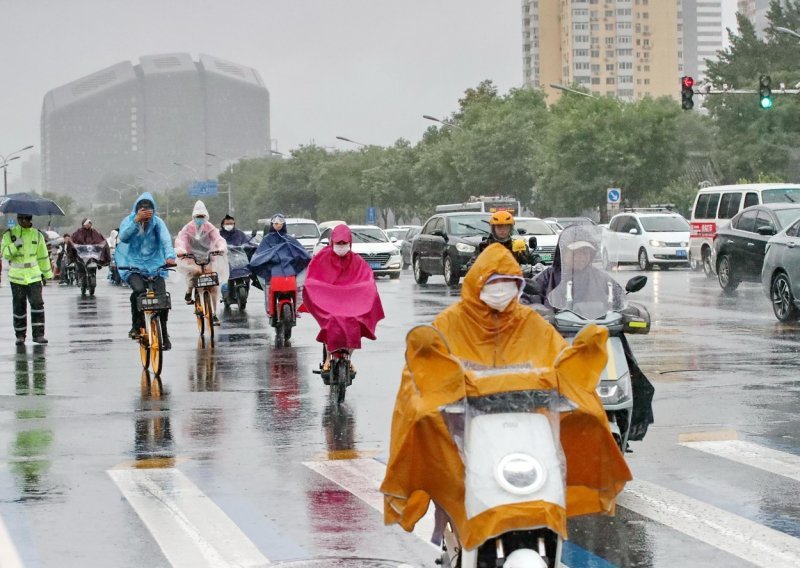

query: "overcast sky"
left=1, top=0, right=738, bottom=183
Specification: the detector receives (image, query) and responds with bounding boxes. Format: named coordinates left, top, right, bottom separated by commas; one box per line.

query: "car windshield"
left=775, top=208, right=800, bottom=229
left=762, top=188, right=800, bottom=205
left=448, top=215, right=491, bottom=236
left=351, top=228, right=388, bottom=243
left=286, top=223, right=319, bottom=239
left=386, top=228, right=410, bottom=240
left=515, top=219, right=555, bottom=235
left=639, top=216, right=690, bottom=232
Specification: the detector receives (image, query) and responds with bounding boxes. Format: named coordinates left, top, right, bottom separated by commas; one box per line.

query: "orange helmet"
left=489, top=210, right=514, bottom=226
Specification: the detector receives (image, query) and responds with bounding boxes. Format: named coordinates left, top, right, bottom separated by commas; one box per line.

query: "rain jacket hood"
left=192, top=201, right=210, bottom=218
left=301, top=224, right=385, bottom=351
left=115, top=192, right=175, bottom=282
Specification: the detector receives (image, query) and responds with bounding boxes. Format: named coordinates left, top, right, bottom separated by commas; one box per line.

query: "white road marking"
left=0, top=513, right=25, bottom=568
left=680, top=439, right=800, bottom=483
left=303, top=458, right=438, bottom=549
left=619, top=479, right=800, bottom=568
left=109, top=467, right=270, bottom=568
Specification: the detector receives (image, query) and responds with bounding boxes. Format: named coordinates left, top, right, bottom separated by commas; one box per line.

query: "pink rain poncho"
left=302, top=224, right=385, bottom=351
left=174, top=201, right=229, bottom=286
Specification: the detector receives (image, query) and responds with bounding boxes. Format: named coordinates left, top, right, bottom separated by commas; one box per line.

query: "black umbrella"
left=0, top=192, right=65, bottom=216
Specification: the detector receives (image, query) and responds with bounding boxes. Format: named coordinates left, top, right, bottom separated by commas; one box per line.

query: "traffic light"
left=681, top=76, right=694, bottom=110
left=759, top=75, right=773, bottom=109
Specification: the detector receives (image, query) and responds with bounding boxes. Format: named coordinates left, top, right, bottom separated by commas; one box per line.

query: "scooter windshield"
left=547, top=225, right=624, bottom=320
left=74, top=244, right=105, bottom=262
left=227, top=245, right=251, bottom=270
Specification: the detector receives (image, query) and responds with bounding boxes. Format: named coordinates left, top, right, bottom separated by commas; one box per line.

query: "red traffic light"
left=682, top=76, right=694, bottom=89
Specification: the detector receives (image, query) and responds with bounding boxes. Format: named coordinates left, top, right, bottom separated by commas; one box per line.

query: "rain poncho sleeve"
left=115, top=192, right=176, bottom=282
left=301, top=224, right=385, bottom=351
left=174, top=221, right=229, bottom=285
left=380, top=245, right=631, bottom=549
left=248, top=225, right=311, bottom=282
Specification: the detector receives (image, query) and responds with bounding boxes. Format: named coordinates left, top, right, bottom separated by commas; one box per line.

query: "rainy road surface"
left=0, top=266, right=799, bottom=568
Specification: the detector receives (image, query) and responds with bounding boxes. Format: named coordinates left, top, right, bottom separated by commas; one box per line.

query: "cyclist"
left=116, top=193, right=177, bottom=349
left=219, top=214, right=255, bottom=303
left=174, top=201, right=228, bottom=326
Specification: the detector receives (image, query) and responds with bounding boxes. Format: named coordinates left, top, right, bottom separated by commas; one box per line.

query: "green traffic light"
left=760, top=96, right=773, bottom=109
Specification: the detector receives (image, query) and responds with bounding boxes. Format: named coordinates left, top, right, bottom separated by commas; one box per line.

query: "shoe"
left=349, top=362, right=357, bottom=378
left=15, top=337, right=25, bottom=345
left=184, top=291, right=193, bottom=305
left=212, top=314, right=220, bottom=326
left=162, top=336, right=172, bottom=351
left=32, top=336, right=48, bottom=344
left=58, top=281, right=68, bottom=286
left=128, top=327, right=141, bottom=340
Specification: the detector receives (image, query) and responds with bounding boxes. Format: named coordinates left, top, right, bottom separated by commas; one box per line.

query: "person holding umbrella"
left=0, top=192, right=65, bottom=345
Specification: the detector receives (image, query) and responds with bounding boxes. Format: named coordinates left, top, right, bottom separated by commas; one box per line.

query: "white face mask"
left=480, top=281, right=519, bottom=312
left=223, top=224, right=234, bottom=231
left=333, top=243, right=351, bottom=257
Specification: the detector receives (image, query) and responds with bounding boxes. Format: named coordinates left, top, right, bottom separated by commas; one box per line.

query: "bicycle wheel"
left=150, top=314, right=163, bottom=375
left=139, top=320, right=150, bottom=370
left=204, top=291, right=215, bottom=343
left=195, top=292, right=205, bottom=337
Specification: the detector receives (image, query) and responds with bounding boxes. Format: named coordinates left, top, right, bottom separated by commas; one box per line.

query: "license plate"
left=676, top=249, right=687, bottom=258
left=369, top=261, right=382, bottom=269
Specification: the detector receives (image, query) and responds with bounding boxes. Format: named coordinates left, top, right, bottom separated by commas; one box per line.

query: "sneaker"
left=128, top=327, right=141, bottom=340
left=15, top=337, right=25, bottom=346
left=32, top=336, right=48, bottom=345
left=211, top=314, right=220, bottom=326
left=162, top=336, right=172, bottom=351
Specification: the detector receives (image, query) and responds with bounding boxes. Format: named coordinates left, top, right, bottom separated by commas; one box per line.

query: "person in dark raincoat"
left=69, top=218, right=112, bottom=271
left=219, top=214, right=256, bottom=301
left=524, top=225, right=655, bottom=444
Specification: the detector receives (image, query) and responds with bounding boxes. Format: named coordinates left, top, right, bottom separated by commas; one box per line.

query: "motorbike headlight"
left=597, top=374, right=631, bottom=405
left=456, top=242, right=476, bottom=253
left=495, top=453, right=546, bottom=495
left=649, top=240, right=665, bottom=247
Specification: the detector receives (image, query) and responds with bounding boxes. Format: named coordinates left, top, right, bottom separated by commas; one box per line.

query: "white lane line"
left=109, top=468, right=270, bottom=568
left=303, top=458, right=438, bottom=549
left=619, top=479, right=800, bottom=568
left=680, top=439, right=800, bottom=483
left=0, top=513, right=25, bottom=568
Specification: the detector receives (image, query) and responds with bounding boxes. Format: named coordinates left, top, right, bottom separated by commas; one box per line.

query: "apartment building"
left=679, top=0, right=723, bottom=81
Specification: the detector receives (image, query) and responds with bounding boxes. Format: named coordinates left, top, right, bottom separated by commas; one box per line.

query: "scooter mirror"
left=625, top=275, right=647, bottom=294
left=528, top=236, right=538, bottom=250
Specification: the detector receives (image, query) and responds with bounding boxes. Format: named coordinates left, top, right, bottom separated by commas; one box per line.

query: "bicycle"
left=313, top=344, right=355, bottom=404
left=180, top=252, right=223, bottom=343
left=118, top=264, right=173, bottom=376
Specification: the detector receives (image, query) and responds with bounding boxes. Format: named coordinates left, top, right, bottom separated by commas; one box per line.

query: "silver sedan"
left=762, top=216, right=800, bottom=321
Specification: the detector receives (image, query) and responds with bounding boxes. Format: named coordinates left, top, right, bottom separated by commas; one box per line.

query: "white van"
left=257, top=217, right=320, bottom=254
left=690, top=183, right=800, bottom=276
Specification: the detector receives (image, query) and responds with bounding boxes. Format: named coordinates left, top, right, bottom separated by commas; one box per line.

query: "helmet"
left=490, top=211, right=514, bottom=226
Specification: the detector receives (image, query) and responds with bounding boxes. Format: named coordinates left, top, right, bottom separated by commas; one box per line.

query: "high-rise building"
left=41, top=53, right=270, bottom=199
left=738, top=0, right=775, bottom=37
left=680, top=0, right=724, bottom=82
left=522, top=0, right=680, bottom=102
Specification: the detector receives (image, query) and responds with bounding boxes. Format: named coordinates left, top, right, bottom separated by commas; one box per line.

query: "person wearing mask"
left=301, top=224, right=384, bottom=374
left=174, top=201, right=228, bottom=326
left=69, top=218, right=111, bottom=284
left=1, top=214, right=54, bottom=344
left=219, top=214, right=254, bottom=303
left=116, top=193, right=177, bottom=349
left=219, top=214, right=250, bottom=246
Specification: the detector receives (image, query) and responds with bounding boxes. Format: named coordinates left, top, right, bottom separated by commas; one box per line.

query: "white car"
left=258, top=217, right=320, bottom=255
left=314, top=224, right=402, bottom=279
left=514, top=217, right=559, bottom=264
left=601, top=211, right=691, bottom=270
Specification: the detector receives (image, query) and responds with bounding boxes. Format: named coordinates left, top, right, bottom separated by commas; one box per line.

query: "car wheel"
left=717, top=254, right=739, bottom=292
left=702, top=247, right=715, bottom=279
left=602, top=249, right=614, bottom=270
left=771, top=272, right=798, bottom=322
left=443, top=255, right=460, bottom=287
left=413, top=255, right=429, bottom=284
left=690, top=253, right=702, bottom=271
left=637, top=248, right=651, bottom=271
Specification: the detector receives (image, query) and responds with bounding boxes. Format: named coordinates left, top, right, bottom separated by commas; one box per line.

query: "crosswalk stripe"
left=0, top=513, right=25, bottom=568
left=619, top=479, right=800, bottom=568
left=108, top=467, right=271, bottom=568
left=680, top=439, right=800, bottom=483
left=303, top=458, right=438, bottom=549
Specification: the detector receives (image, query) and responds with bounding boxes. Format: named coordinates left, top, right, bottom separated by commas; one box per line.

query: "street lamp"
left=1, top=145, right=34, bottom=196
left=422, top=115, right=462, bottom=130
left=173, top=161, right=199, bottom=180
left=206, top=152, right=248, bottom=214
left=336, top=135, right=367, bottom=147
left=147, top=169, right=179, bottom=224
left=549, top=84, right=595, bottom=98
left=776, top=26, right=800, bottom=40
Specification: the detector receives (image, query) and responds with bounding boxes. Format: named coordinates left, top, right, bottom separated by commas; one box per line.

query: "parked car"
left=411, top=212, right=490, bottom=286
left=314, top=224, right=401, bottom=279
left=399, top=226, right=422, bottom=269
left=601, top=211, right=690, bottom=270
left=762, top=215, right=800, bottom=321
left=514, top=217, right=559, bottom=264
left=385, top=225, right=420, bottom=257
left=712, top=203, right=800, bottom=292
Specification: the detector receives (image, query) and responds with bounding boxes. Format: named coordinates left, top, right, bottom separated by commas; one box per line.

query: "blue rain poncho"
left=248, top=222, right=311, bottom=282
left=115, top=192, right=176, bottom=283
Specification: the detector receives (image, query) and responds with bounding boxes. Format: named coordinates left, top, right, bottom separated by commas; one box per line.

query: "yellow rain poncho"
left=381, top=244, right=631, bottom=549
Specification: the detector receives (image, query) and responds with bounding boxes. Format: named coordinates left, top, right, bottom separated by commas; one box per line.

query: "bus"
left=434, top=196, right=522, bottom=216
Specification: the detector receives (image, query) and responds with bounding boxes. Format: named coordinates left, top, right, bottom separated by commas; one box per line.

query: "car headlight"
left=681, top=241, right=688, bottom=247
left=649, top=240, right=665, bottom=247
left=495, top=453, right=546, bottom=495
left=456, top=243, right=476, bottom=253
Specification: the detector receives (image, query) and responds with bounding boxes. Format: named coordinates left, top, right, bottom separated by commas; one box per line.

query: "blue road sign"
left=366, top=206, right=377, bottom=225
left=607, top=188, right=621, bottom=204
left=188, top=180, right=219, bottom=197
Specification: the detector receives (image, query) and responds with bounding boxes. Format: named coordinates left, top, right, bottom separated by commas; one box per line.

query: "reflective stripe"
left=10, top=262, right=36, bottom=268
left=14, top=326, right=27, bottom=331
left=31, top=323, right=44, bottom=328
left=13, top=314, right=26, bottom=319
left=30, top=309, right=45, bottom=314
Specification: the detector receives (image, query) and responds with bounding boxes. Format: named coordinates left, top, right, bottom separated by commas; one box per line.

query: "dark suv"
left=411, top=212, right=490, bottom=286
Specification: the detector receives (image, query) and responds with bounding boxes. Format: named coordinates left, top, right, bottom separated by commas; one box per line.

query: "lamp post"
left=422, top=115, right=462, bottom=130
left=146, top=169, right=179, bottom=224
left=776, top=26, right=800, bottom=40
left=335, top=135, right=368, bottom=147
left=549, top=83, right=595, bottom=98
left=205, top=152, right=247, bottom=214
left=1, top=145, right=34, bottom=196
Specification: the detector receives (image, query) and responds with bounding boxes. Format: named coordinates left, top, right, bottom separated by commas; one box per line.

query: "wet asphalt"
left=0, top=264, right=798, bottom=567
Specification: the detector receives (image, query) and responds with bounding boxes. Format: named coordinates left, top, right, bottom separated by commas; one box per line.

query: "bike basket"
left=193, top=272, right=219, bottom=288
left=137, top=293, right=171, bottom=311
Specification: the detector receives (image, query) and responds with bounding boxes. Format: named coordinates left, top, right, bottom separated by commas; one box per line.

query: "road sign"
left=188, top=180, right=219, bottom=197
left=607, top=188, right=621, bottom=204
left=366, top=206, right=377, bottom=225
